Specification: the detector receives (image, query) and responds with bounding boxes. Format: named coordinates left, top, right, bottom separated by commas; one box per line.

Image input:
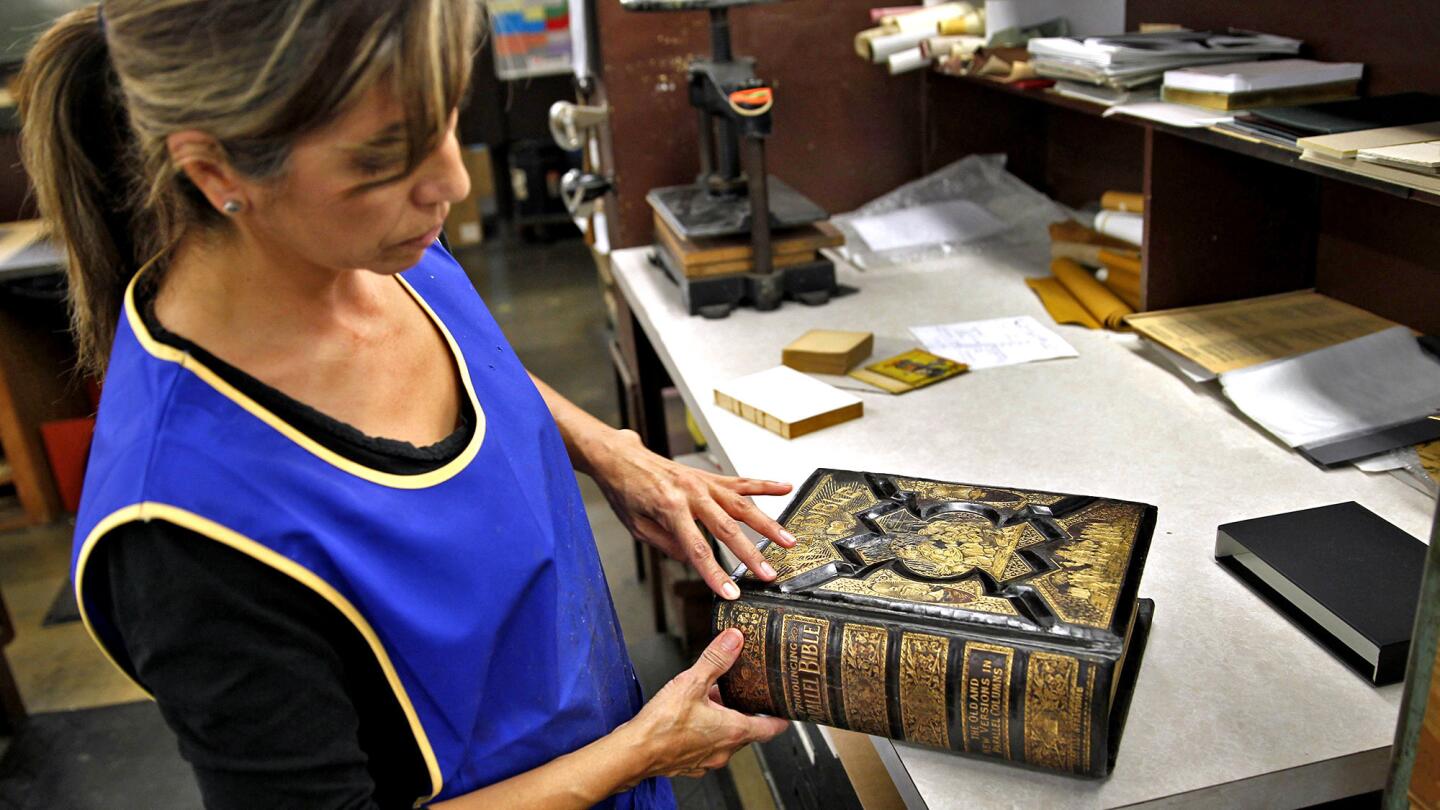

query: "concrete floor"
left=0, top=229, right=758, bottom=808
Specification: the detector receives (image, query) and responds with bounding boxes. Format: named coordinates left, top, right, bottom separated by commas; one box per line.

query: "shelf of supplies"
left=931, top=71, right=1440, bottom=208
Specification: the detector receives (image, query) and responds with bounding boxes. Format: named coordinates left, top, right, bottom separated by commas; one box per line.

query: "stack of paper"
left=1104, top=101, right=1236, bottom=128
left=1028, top=29, right=1301, bottom=91
left=1051, top=81, right=1158, bottom=108
left=1160, top=59, right=1362, bottom=112
left=1164, top=59, right=1363, bottom=94
left=714, top=366, right=863, bottom=440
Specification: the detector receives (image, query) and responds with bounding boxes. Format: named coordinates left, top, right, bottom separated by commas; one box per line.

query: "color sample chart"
left=490, top=0, right=573, bottom=79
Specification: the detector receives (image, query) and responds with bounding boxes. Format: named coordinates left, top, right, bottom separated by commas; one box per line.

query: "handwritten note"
left=909, top=316, right=1078, bottom=370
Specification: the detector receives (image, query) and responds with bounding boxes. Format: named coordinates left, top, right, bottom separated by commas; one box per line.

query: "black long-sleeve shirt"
left=88, top=286, right=477, bottom=808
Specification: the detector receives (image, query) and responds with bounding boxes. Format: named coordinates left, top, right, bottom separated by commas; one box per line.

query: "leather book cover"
left=713, top=469, right=1157, bottom=777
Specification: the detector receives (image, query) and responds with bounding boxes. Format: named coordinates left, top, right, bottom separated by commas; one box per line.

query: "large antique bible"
left=713, top=469, right=1156, bottom=777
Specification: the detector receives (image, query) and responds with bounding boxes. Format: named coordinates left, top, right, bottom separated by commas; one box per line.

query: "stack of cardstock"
left=713, top=366, right=863, bottom=440
left=848, top=349, right=967, bottom=394
left=1298, top=120, right=1440, bottom=193
left=1298, top=121, right=1440, bottom=159
left=1357, top=141, right=1440, bottom=174
left=781, top=330, right=874, bottom=375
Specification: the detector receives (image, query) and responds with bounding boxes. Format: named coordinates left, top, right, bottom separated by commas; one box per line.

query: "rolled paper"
left=1098, top=260, right=1142, bottom=309
left=1051, top=241, right=1105, bottom=267
left=1092, top=209, right=1144, bottom=247
left=1025, top=276, right=1100, bottom=330
left=854, top=26, right=891, bottom=60
left=1098, top=249, right=1142, bottom=277
left=869, top=5, right=923, bottom=23
left=1048, top=219, right=1135, bottom=249
left=885, top=1, right=973, bottom=33
left=937, top=9, right=985, bottom=35
left=1105, top=278, right=1142, bottom=310
left=1051, top=257, right=1134, bottom=330
left=1099, top=249, right=1142, bottom=310
left=867, top=28, right=930, bottom=63
left=887, top=47, right=931, bottom=74
left=921, top=33, right=981, bottom=59
left=1100, top=190, right=1145, bottom=213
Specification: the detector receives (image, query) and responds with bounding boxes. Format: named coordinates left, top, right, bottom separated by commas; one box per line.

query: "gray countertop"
left=608, top=244, right=1433, bottom=808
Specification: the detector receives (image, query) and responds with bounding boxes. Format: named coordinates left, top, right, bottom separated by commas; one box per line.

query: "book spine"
left=713, top=599, right=1116, bottom=776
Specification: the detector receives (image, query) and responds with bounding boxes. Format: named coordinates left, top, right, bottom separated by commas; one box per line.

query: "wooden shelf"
left=923, top=68, right=1440, bottom=335
left=933, top=72, right=1440, bottom=207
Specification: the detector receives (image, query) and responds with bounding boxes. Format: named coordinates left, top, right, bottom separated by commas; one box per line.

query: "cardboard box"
left=444, top=144, right=497, bottom=248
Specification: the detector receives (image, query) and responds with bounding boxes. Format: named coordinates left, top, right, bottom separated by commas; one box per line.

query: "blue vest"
left=72, top=244, right=675, bottom=808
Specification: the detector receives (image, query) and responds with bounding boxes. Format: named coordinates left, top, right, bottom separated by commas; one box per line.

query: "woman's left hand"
left=590, top=429, right=795, bottom=599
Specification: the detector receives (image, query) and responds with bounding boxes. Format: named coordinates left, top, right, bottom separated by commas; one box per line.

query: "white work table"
left=606, top=244, right=1434, bottom=808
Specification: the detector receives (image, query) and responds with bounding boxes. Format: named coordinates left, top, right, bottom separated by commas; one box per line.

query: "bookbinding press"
left=623, top=0, right=840, bottom=318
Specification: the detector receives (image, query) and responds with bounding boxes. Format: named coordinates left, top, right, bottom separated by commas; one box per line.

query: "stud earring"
left=222, top=200, right=244, bottom=215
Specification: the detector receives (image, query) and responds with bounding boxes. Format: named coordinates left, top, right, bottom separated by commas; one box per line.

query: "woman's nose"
left=413, top=130, right=471, bottom=208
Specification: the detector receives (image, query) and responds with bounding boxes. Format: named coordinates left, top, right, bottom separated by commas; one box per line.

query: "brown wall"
left=594, top=0, right=924, bottom=249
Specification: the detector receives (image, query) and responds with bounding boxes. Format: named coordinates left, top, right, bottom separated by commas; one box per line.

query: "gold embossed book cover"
left=713, top=469, right=1156, bottom=777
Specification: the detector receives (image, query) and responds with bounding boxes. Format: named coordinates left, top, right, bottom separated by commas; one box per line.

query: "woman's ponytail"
left=17, top=4, right=148, bottom=377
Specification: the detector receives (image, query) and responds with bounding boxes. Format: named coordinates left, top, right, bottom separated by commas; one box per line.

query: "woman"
left=18, top=2, right=794, bottom=807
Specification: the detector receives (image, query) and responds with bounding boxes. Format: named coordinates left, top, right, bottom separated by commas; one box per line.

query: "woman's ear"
left=166, top=131, right=248, bottom=215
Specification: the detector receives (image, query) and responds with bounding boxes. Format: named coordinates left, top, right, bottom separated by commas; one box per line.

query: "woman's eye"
left=354, top=158, right=400, bottom=176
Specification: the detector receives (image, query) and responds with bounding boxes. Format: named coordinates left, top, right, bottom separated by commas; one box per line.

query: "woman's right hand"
left=617, top=628, right=789, bottom=779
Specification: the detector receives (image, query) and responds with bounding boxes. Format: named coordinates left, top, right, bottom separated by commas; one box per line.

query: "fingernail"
left=759, top=561, right=777, bottom=579
left=780, top=530, right=797, bottom=545
left=720, top=628, right=742, bottom=650
left=722, top=581, right=741, bottom=600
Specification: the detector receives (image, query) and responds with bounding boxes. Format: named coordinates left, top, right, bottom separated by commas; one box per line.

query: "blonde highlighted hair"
left=16, top=0, right=480, bottom=376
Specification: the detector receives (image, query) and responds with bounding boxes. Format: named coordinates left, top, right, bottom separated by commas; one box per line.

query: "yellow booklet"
left=848, top=349, right=967, bottom=394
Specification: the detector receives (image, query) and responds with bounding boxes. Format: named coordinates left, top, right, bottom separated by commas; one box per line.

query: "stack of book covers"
left=1215, top=92, right=1440, bottom=151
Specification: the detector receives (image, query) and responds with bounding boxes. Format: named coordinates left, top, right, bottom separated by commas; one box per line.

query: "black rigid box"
left=1216, top=501, right=1426, bottom=685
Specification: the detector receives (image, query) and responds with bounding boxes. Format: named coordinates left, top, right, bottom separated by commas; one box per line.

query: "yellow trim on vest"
left=75, top=502, right=444, bottom=806
left=122, top=261, right=486, bottom=490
